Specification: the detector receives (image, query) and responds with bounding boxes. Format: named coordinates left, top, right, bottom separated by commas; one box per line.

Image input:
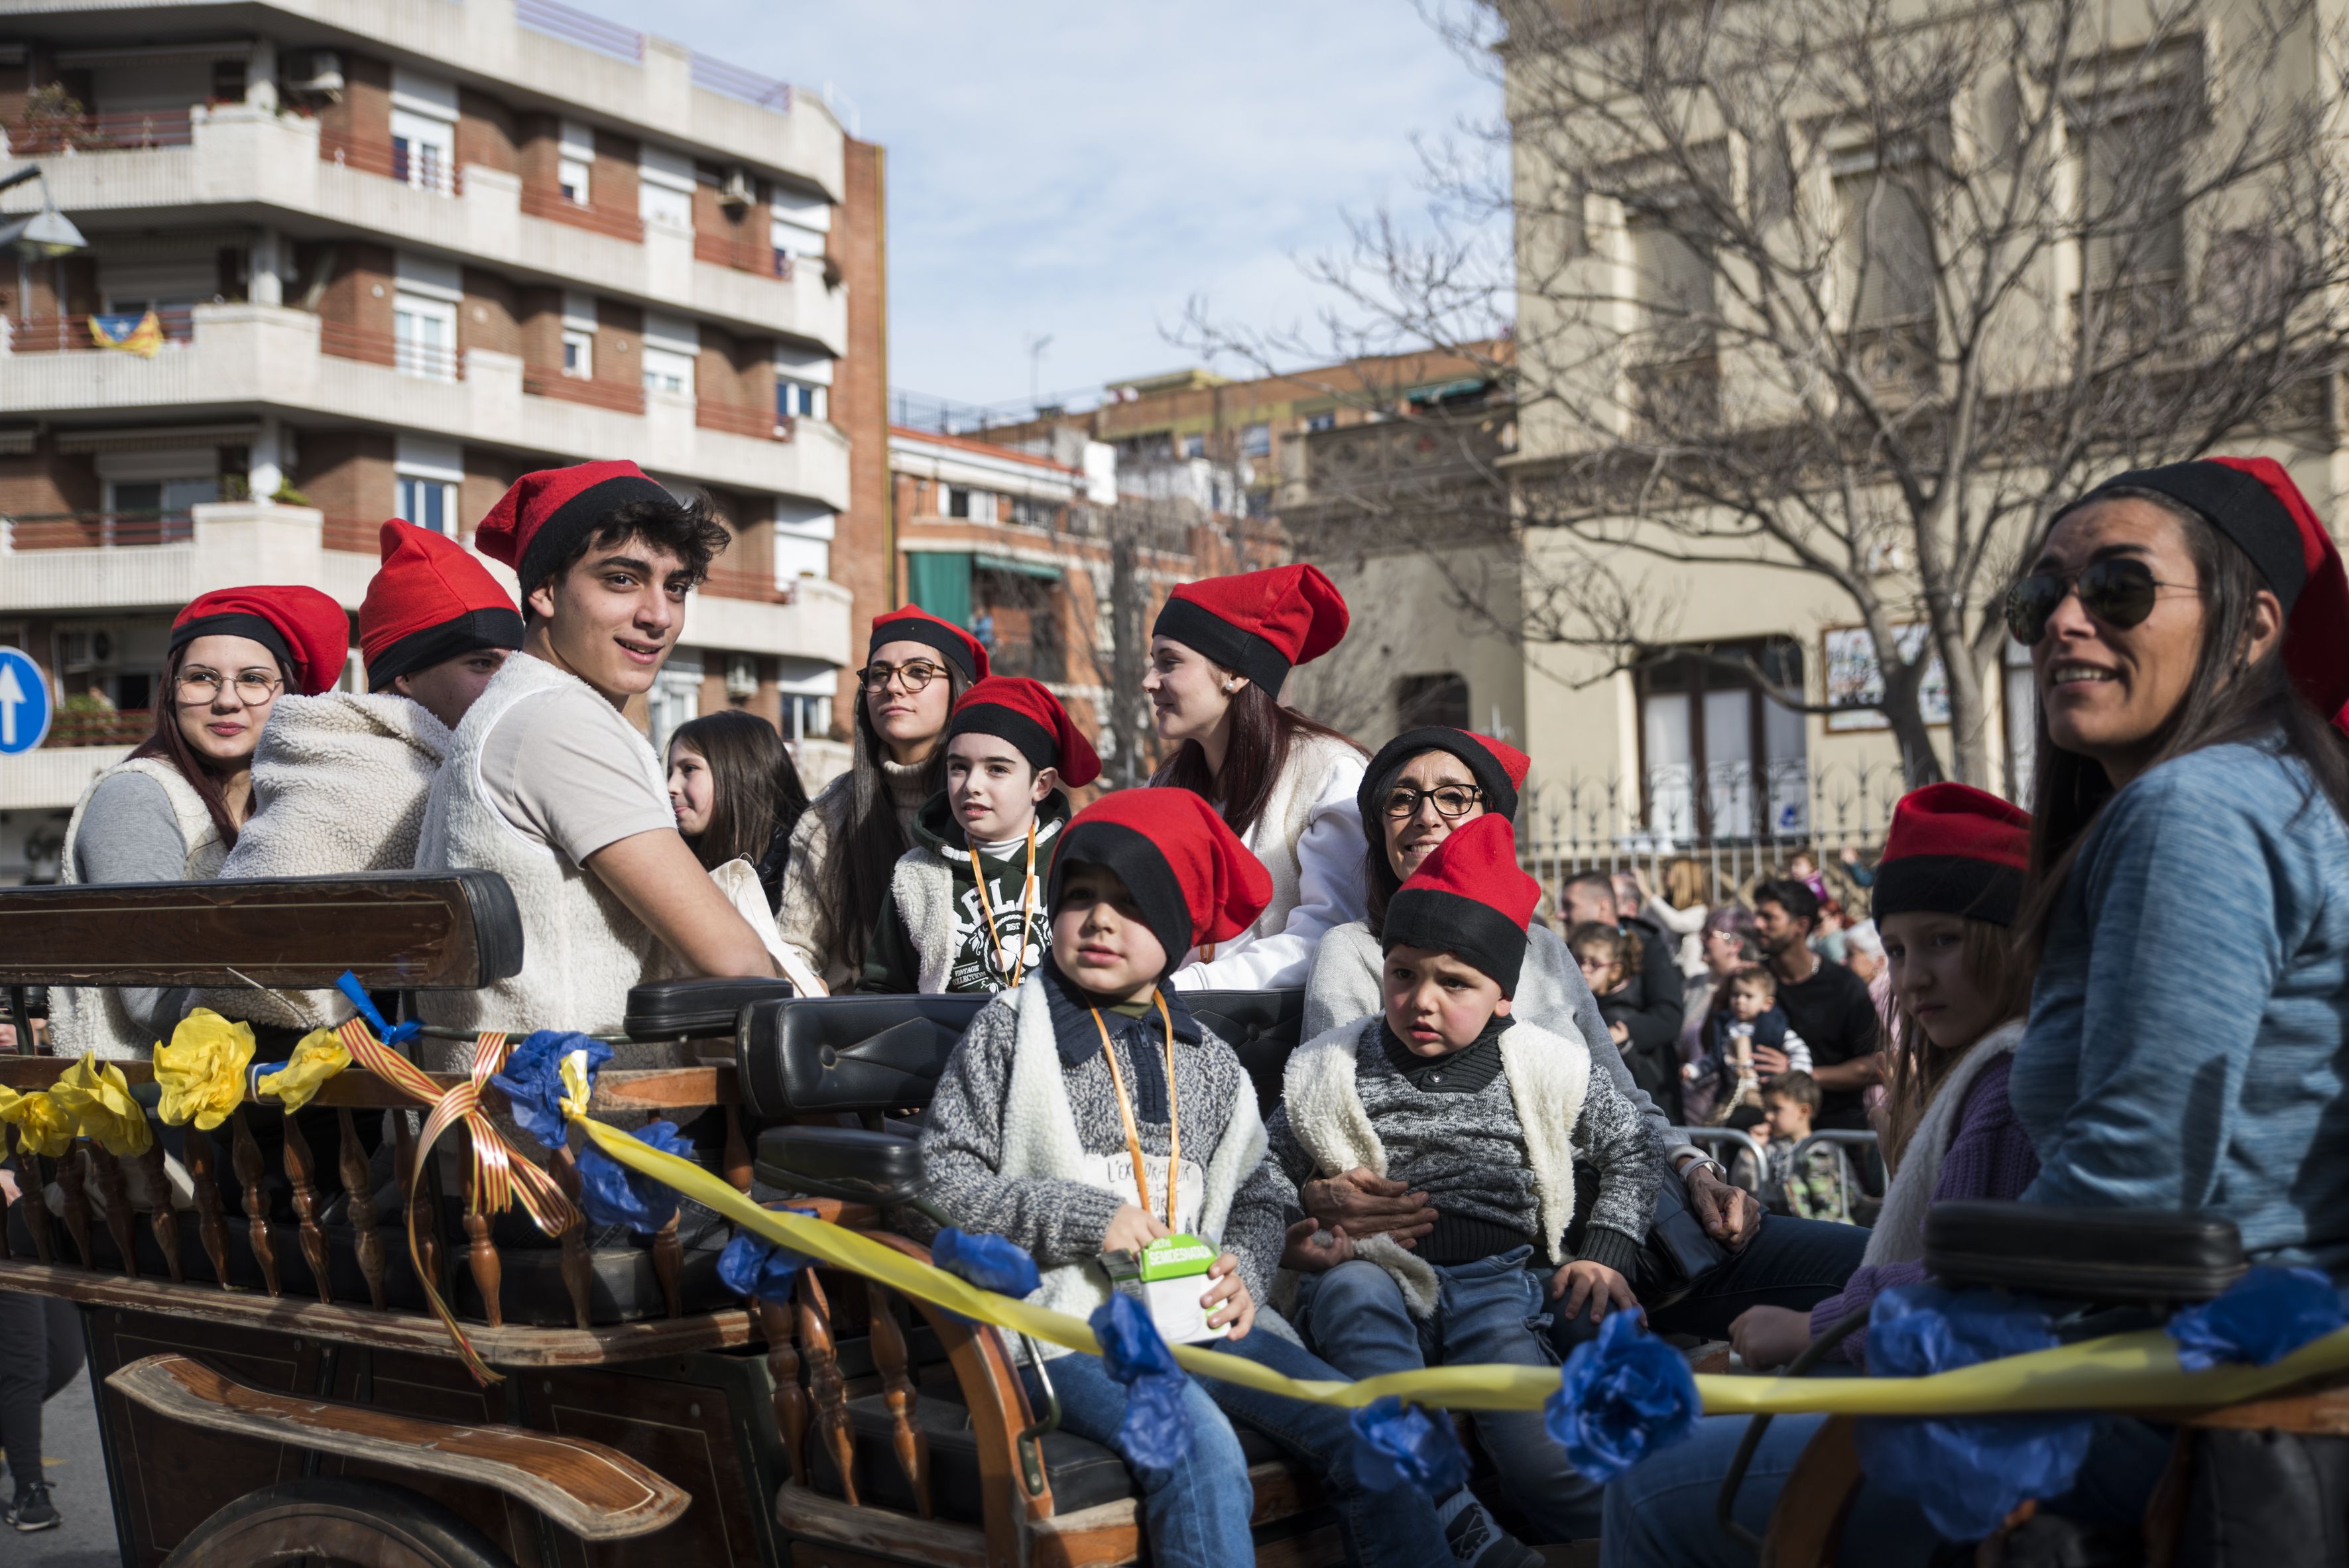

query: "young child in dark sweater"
left=1269, top=815, right=1659, bottom=1547
left=917, top=790, right=1458, bottom=1568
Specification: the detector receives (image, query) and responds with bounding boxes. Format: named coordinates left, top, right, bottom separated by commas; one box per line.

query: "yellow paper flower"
left=0, top=1087, right=77, bottom=1158
left=257, top=1029, right=352, bottom=1114
left=153, top=1008, right=255, bottom=1130
left=50, top=1052, right=153, bottom=1157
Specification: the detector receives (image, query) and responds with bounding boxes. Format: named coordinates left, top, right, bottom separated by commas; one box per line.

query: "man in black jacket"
left=1561, top=870, right=1685, bottom=1113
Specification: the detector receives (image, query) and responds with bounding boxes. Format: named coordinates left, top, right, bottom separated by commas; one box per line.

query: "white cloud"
left=567, top=0, right=1499, bottom=406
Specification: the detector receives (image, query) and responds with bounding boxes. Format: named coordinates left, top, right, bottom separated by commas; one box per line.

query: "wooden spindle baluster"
left=88, top=1144, right=137, bottom=1276
left=723, top=1105, right=753, bottom=1193
left=460, top=1132, right=502, bottom=1327
left=280, top=1114, right=331, bottom=1303
left=652, top=1213, right=683, bottom=1319
left=798, top=1271, right=857, bottom=1504
left=551, top=1150, right=592, bottom=1330
left=230, top=1111, right=280, bottom=1297
left=132, top=1143, right=184, bottom=1283
left=758, top=1297, right=809, bottom=1484
left=55, top=1144, right=93, bottom=1268
left=6, top=1130, right=50, bottom=1266
left=867, top=1282, right=932, bottom=1518
left=339, top=1109, right=385, bottom=1310
left=183, top=1125, right=231, bottom=1286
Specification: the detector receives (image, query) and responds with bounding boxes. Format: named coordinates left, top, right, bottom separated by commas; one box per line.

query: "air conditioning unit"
left=283, top=49, right=344, bottom=97
left=58, top=630, right=113, bottom=673
left=724, top=654, right=759, bottom=700
left=719, top=169, right=756, bottom=210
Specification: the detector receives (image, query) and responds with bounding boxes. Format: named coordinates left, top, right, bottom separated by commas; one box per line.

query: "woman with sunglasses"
left=777, top=605, right=987, bottom=990
left=52, top=586, right=349, bottom=1057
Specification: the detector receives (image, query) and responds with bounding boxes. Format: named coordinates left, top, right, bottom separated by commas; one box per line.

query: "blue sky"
left=579, top=1, right=1500, bottom=408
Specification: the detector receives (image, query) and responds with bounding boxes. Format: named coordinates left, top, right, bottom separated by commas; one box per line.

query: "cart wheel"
left=161, top=1477, right=518, bottom=1568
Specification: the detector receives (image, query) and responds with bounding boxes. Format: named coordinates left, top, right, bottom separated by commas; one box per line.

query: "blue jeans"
left=1600, top=1410, right=2177, bottom=1568
left=1023, top=1327, right=1451, bottom=1568
left=1297, top=1248, right=1599, bottom=1542
left=1616, top=1213, right=1871, bottom=1345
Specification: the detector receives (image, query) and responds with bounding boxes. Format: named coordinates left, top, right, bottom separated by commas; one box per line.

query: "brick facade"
left=826, top=137, right=890, bottom=737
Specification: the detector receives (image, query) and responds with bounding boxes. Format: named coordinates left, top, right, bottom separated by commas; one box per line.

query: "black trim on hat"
left=170, top=611, right=294, bottom=672
left=948, top=701, right=1058, bottom=773
left=2065, top=462, right=2308, bottom=613
left=1382, top=887, right=1528, bottom=995
left=1052, top=819, right=1193, bottom=975
left=871, top=616, right=981, bottom=684
left=1153, top=593, right=1292, bottom=695
left=515, top=474, right=677, bottom=597
left=368, top=607, right=526, bottom=691
left=1358, top=726, right=1520, bottom=836
left=1871, top=853, right=2024, bottom=928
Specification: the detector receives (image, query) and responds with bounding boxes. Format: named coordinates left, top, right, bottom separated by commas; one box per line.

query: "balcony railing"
left=44, top=708, right=154, bottom=747
left=1, top=309, right=196, bottom=355
left=519, top=183, right=646, bottom=243
left=318, top=129, right=462, bottom=196
left=1, top=511, right=196, bottom=550
left=523, top=365, right=648, bottom=414
left=695, top=400, right=792, bottom=442
left=6, top=107, right=194, bottom=155
left=983, top=640, right=1067, bottom=684
left=516, top=0, right=645, bottom=61
left=693, top=231, right=796, bottom=280
left=318, top=318, right=464, bottom=381
left=690, top=55, right=792, bottom=113
left=697, top=565, right=798, bottom=604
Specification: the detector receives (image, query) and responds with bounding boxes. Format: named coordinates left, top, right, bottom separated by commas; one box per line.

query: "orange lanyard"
left=1091, top=995, right=1181, bottom=1230
left=967, top=822, right=1039, bottom=989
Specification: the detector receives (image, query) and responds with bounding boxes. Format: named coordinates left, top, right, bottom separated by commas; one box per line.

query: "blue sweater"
left=2009, top=741, right=2349, bottom=1270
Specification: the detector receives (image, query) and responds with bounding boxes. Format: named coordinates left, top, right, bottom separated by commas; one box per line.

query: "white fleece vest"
left=193, top=693, right=452, bottom=1030
left=994, top=973, right=1272, bottom=1357
left=889, top=853, right=961, bottom=995
left=414, top=654, right=666, bottom=1048
left=1282, top=1016, right=1592, bottom=1317
left=53, top=757, right=226, bottom=1059
left=1862, top=1019, right=2025, bottom=1269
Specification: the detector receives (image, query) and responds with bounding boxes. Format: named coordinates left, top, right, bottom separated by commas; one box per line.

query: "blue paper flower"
left=2167, top=1266, right=2346, bottom=1372
left=1349, top=1396, right=1469, bottom=1495
left=574, top=1120, right=694, bottom=1234
left=932, top=1229, right=1042, bottom=1299
left=491, top=1032, right=613, bottom=1146
left=1543, top=1309, right=1701, bottom=1483
left=718, top=1227, right=808, bottom=1306
left=1856, top=1285, right=2095, bottom=1541
left=1089, top=1294, right=1192, bottom=1473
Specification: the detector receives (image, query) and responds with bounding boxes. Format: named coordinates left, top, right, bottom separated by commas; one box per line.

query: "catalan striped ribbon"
left=336, top=1017, right=579, bottom=1383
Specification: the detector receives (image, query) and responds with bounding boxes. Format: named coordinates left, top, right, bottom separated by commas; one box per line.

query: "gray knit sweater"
left=917, top=981, right=1292, bottom=1318
left=1266, top=1016, right=1657, bottom=1278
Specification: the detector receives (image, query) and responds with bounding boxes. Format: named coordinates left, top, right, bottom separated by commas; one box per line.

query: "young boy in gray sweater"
left=917, top=789, right=1466, bottom=1568
left=1270, top=814, right=1660, bottom=1545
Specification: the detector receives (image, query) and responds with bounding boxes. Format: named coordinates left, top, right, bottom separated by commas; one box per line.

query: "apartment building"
left=0, top=0, right=890, bottom=880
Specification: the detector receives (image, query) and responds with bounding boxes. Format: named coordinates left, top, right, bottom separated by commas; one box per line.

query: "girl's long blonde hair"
left=1878, top=918, right=2037, bottom=1168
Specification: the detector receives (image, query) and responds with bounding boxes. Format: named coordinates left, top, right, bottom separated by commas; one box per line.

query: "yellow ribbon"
left=572, top=1113, right=2349, bottom=1419
left=50, top=1054, right=152, bottom=1157
left=0, top=1086, right=76, bottom=1158
left=153, top=1010, right=255, bottom=1130
left=257, top=1029, right=353, bottom=1114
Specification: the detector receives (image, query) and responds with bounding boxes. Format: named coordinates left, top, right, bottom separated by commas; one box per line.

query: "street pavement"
left=13, top=1365, right=119, bottom=1568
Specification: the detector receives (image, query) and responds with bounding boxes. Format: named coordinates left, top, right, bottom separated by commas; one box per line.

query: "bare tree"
left=1196, top=0, right=2349, bottom=786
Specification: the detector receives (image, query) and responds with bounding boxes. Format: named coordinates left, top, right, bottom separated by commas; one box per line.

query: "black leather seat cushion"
left=627, top=977, right=797, bottom=1040
left=754, top=1126, right=925, bottom=1205
left=802, top=1376, right=1282, bottom=1522
left=1926, top=1201, right=2247, bottom=1304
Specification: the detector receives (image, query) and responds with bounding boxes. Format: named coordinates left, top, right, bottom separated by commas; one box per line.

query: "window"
left=1638, top=640, right=1808, bottom=841
left=557, top=118, right=595, bottom=205
left=396, top=474, right=457, bottom=534
left=558, top=157, right=591, bottom=204
left=1240, top=422, right=1271, bottom=458
left=108, top=477, right=218, bottom=518
left=774, top=503, right=832, bottom=582
left=777, top=379, right=826, bottom=420
left=782, top=695, right=831, bottom=741
left=641, top=311, right=697, bottom=396
left=770, top=186, right=830, bottom=268
left=1181, top=433, right=1205, bottom=459
left=1627, top=206, right=1716, bottom=357
left=1305, top=411, right=1337, bottom=433
left=393, top=292, right=457, bottom=381
left=562, top=329, right=593, bottom=378
left=1835, top=166, right=1935, bottom=327
left=389, top=68, right=458, bottom=198
left=1395, top=673, right=1471, bottom=731
left=2081, top=119, right=2185, bottom=292
left=639, top=144, right=695, bottom=231
left=2003, top=635, right=2037, bottom=805
left=946, top=487, right=996, bottom=522
left=646, top=653, right=703, bottom=757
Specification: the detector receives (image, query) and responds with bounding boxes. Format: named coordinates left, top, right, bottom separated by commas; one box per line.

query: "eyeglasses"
left=175, top=669, right=282, bottom=705
left=2005, top=558, right=2195, bottom=645
left=857, top=659, right=948, bottom=694
left=1380, top=784, right=1484, bottom=820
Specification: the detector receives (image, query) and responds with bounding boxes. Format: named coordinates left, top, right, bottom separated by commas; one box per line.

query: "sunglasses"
left=2004, top=558, right=2195, bottom=644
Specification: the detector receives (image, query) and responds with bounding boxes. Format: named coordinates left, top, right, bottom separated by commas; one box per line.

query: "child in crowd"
left=1566, top=920, right=1641, bottom=1046
left=1274, top=815, right=1660, bottom=1549
left=1754, top=1071, right=1852, bottom=1222
left=917, top=791, right=1457, bottom=1568
left=863, top=678, right=1097, bottom=994
left=667, top=709, right=810, bottom=915
left=1693, top=964, right=1812, bottom=1125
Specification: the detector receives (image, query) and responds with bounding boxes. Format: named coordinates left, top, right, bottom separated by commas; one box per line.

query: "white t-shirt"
left=477, top=682, right=675, bottom=865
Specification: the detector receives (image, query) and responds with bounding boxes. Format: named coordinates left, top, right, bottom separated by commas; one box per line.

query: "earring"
left=1222, top=681, right=1238, bottom=694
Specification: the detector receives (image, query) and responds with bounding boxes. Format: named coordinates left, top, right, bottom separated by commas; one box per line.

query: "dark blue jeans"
left=1022, top=1326, right=1452, bottom=1568
left=1567, top=1213, right=1870, bottom=1347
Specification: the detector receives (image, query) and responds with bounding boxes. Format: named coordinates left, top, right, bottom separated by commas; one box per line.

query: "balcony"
left=46, top=707, right=154, bottom=747
left=4, top=511, right=196, bottom=550
left=6, top=106, right=193, bottom=155
left=3, top=309, right=195, bottom=355
left=694, top=232, right=795, bottom=281
left=695, top=399, right=790, bottom=442
left=0, top=304, right=851, bottom=509
left=522, top=365, right=644, bottom=414
left=2, top=106, right=845, bottom=354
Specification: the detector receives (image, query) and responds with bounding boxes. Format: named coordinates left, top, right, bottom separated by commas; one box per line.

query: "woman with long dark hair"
left=1145, top=564, right=1367, bottom=989
left=778, top=605, right=983, bottom=988
left=52, top=586, right=349, bottom=1056
left=668, top=708, right=811, bottom=915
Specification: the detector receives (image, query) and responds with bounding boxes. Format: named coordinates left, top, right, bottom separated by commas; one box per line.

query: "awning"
left=1407, top=377, right=1493, bottom=404
left=973, top=552, right=1064, bottom=582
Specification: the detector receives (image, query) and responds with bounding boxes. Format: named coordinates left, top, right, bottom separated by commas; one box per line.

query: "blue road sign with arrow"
left=0, top=647, right=53, bottom=755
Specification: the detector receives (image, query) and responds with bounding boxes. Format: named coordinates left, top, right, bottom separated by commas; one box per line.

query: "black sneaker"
left=5, top=1481, right=60, bottom=1532
left=1441, top=1494, right=1541, bottom=1568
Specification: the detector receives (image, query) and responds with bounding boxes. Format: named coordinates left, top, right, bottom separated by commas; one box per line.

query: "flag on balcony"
left=89, top=310, right=163, bottom=357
